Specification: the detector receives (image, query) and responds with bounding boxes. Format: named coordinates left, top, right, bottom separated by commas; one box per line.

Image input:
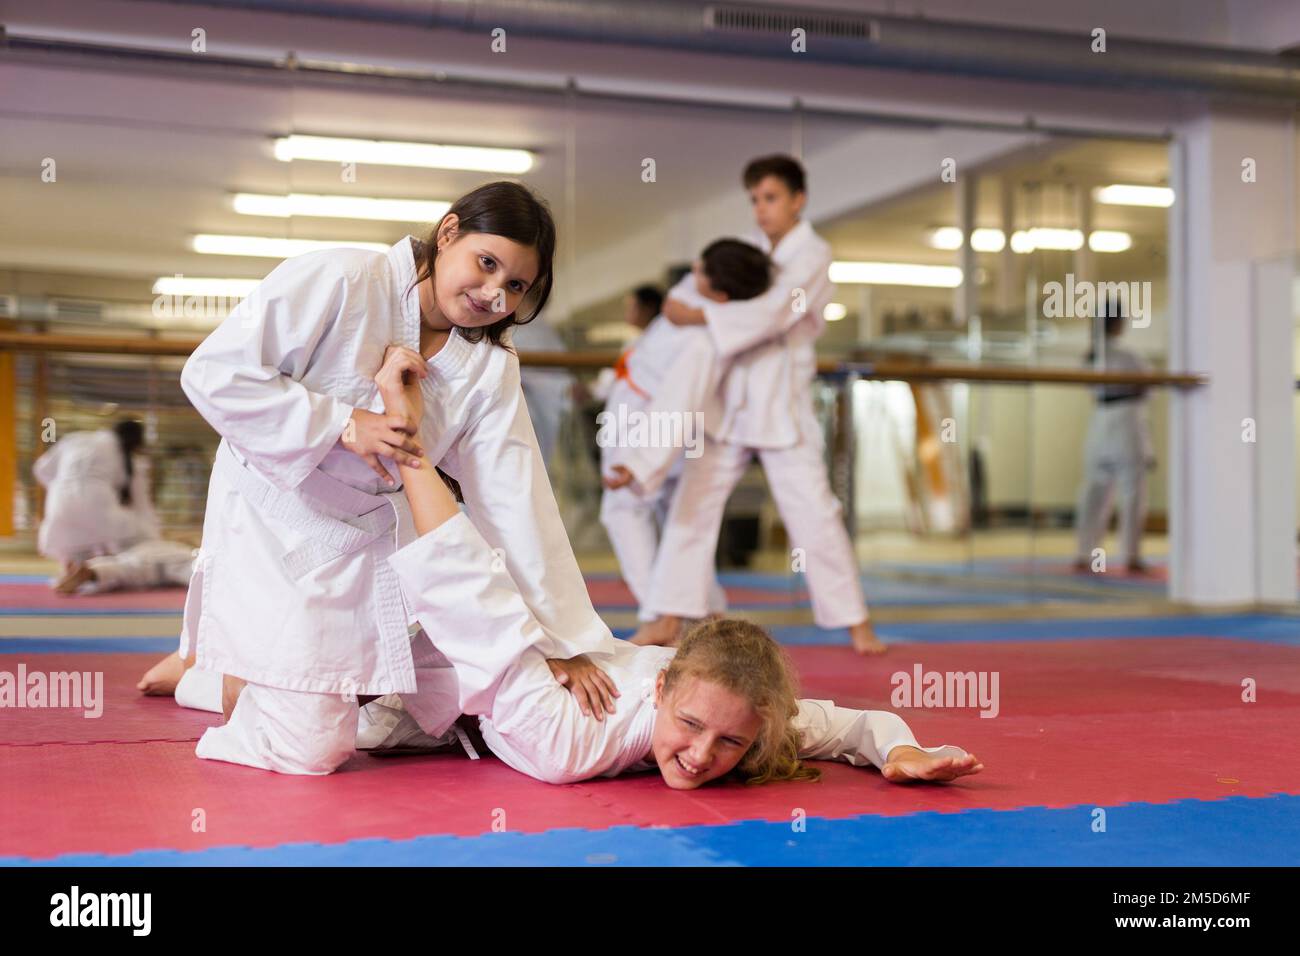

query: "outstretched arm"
left=794, top=699, right=983, bottom=784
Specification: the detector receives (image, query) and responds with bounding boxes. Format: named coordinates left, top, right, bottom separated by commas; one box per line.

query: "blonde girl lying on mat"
left=377, top=347, right=984, bottom=788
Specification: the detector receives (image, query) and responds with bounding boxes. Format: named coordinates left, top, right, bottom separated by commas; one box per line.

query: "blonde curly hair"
left=659, top=618, right=820, bottom=785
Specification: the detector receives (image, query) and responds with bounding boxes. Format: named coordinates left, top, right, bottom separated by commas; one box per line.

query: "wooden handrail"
left=0, top=331, right=1207, bottom=388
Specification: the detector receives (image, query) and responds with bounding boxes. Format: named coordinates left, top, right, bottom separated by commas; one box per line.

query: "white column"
left=1169, top=107, right=1297, bottom=605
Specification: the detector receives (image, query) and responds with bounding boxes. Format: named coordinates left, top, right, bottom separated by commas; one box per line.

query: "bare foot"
left=850, top=619, right=887, bottom=655
left=53, top=563, right=96, bottom=595
left=136, top=651, right=195, bottom=696
left=882, top=745, right=984, bottom=784
left=1072, top=559, right=1092, bottom=574
left=1126, top=560, right=1151, bottom=576
left=630, top=615, right=684, bottom=647
left=221, top=674, right=247, bottom=723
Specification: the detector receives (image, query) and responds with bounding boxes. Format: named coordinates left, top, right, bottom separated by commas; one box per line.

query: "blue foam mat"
left=5, top=795, right=1296, bottom=867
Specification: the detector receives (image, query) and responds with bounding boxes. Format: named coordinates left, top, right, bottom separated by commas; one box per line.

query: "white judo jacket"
left=34, top=430, right=160, bottom=563
left=179, top=236, right=612, bottom=698
left=696, top=218, right=832, bottom=450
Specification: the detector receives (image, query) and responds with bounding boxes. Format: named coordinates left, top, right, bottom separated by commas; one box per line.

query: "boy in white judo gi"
left=610, top=155, right=882, bottom=655
left=380, top=346, right=982, bottom=787
left=1073, top=305, right=1155, bottom=574
left=598, top=238, right=772, bottom=621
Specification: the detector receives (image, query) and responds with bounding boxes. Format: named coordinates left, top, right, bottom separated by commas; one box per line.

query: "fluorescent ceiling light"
left=191, top=235, right=390, bottom=258
left=928, top=227, right=1006, bottom=253
left=931, top=227, right=1131, bottom=254
left=823, top=302, right=847, bottom=322
left=233, top=193, right=450, bottom=223
left=829, top=261, right=963, bottom=288
left=1093, top=184, right=1175, bottom=207
left=152, top=276, right=262, bottom=296
left=1087, top=230, right=1133, bottom=253
left=1001, top=228, right=1132, bottom=253
left=273, top=134, right=534, bottom=173
left=1009, top=228, right=1084, bottom=252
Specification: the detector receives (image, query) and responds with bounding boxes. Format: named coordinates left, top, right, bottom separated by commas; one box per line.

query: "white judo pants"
left=1074, top=401, right=1151, bottom=565
left=599, top=472, right=727, bottom=622
left=644, top=421, right=868, bottom=629
left=191, top=629, right=463, bottom=775
left=85, top=539, right=195, bottom=592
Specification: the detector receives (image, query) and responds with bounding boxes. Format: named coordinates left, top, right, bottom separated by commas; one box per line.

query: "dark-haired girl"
left=173, top=181, right=618, bottom=775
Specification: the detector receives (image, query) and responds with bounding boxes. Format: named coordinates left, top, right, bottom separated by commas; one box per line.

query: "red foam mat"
left=3, top=638, right=1298, bottom=860
left=0, top=582, right=186, bottom=612
left=0, top=654, right=217, bottom=745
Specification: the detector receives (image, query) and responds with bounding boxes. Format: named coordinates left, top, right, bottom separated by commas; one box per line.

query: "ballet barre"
left=0, top=332, right=1209, bottom=388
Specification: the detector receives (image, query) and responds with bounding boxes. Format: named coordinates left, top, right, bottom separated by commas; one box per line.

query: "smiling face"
left=746, top=174, right=805, bottom=243
left=429, top=214, right=540, bottom=330
left=650, top=671, right=763, bottom=790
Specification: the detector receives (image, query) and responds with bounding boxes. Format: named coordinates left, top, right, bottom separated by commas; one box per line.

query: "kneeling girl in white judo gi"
left=34, top=420, right=160, bottom=574
left=380, top=349, right=983, bottom=788
left=176, top=181, right=620, bottom=774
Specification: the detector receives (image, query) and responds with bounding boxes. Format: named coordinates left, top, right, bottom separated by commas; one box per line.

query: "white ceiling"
left=0, top=0, right=1201, bottom=327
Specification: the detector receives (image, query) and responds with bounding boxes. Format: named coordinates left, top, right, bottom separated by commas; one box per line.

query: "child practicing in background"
left=380, top=347, right=983, bottom=787
left=609, top=155, right=882, bottom=655
left=172, top=181, right=620, bottom=775
left=599, top=238, right=771, bottom=623
left=55, top=538, right=197, bottom=596
left=34, top=420, right=160, bottom=577
left=1073, top=301, right=1155, bottom=575
left=587, top=285, right=662, bottom=406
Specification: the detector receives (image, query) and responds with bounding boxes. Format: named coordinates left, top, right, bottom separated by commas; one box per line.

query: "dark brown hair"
left=700, top=239, right=772, bottom=301
left=409, top=181, right=557, bottom=348
left=112, top=419, right=145, bottom=506
left=742, top=154, right=807, bottom=196
left=632, top=284, right=664, bottom=316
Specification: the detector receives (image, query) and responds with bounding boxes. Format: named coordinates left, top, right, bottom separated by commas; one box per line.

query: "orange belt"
left=613, top=349, right=650, bottom=400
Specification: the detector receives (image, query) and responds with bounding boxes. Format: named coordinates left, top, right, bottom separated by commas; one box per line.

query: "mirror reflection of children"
left=1073, top=304, right=1155, bottom=575
left=380, top=347, right=983, bottom=788
left=601, top=239, right=770, bottom=624
left=33, top=420, right=160, bottom=576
